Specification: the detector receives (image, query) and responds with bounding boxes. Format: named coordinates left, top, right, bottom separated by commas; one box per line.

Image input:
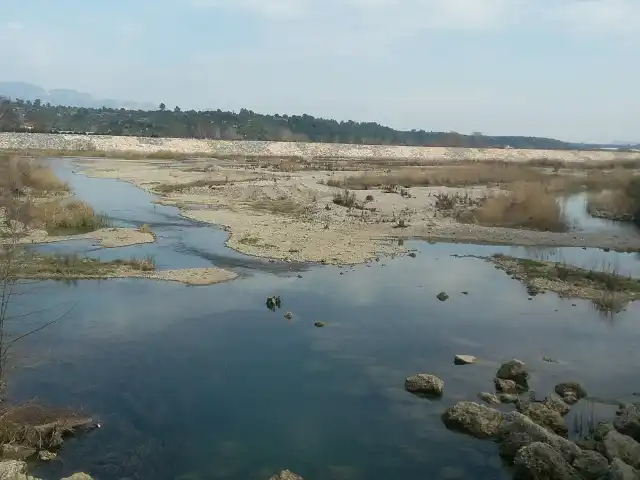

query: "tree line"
left=0, top=96, right=575, bottom=149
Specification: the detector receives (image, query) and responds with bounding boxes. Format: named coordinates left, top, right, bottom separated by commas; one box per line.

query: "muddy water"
left=7, top=161, right=640, bottom=480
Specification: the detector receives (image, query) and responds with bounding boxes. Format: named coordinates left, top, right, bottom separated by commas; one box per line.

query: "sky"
left=0, top=0, right=638, bottom=143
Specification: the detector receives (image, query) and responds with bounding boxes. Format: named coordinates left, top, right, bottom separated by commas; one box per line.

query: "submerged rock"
left=601, top=430, right=640, bottom=469
left=499, top=394, right=520, bottom=404
left=61, top=475, right=94, bottom=480
left=513, top=442, right=580, bottom=480
left=441, top=401, right=505, bottom=439
left=497, top=359, right=529, bottom=388
left=454, top=355, right=476, bottom=365
left=436, top=292, right=449, bottom=302
left=499, top=412, right=581, bottom=463
left=269, top=470, right=303, bottom=480
left=607, top=458, right=640, bottom=480
left=314, top=322, right=325, bottom=328
left=554, top=382, right=587, bottom=405
left=478, top=392, right=501, bottom=405
left=284, top=311, right=293, bottom=320
left=614, top=404, right=640, bottom=442
left=1, top=444, right=36, bottom=461
left=571, top=450, right=609, bottom=480
left=518, top=403, right=569, bottom=437
left=405, top=374, right=444, bottom=397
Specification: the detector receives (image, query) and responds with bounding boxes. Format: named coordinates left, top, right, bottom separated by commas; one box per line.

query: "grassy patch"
left=466, top=182, right=567, bottom=232
left=331, top=164, right=546, bottom=190
left=490, top=254, right=640, bottom=308
left=11, top=252, right=157, bottom=279
left=30, top=199, right=111, bottom=235
left=154, top=178, right=230, bottom=194
left=249, top=197, right=304, bottom=215
left=0, top=154, right=69, bottom=193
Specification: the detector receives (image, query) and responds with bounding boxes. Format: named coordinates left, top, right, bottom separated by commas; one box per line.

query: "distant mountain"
left=0, top=81, right=155, bottom=110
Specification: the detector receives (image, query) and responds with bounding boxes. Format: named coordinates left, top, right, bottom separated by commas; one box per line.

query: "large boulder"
left=441, top=401, right=505, bottom=439
left=269, top=471, right=303, bottom=480
left=601, top=430, right=640, bottom=469
left=572, top=450, right=610, bottom=480
left=513, top=442, right=581, bottom=480
left=543, top=394, right=571, bottom=416
left=607, top=459, right=640, bottom=480
left=0, top=460, right=28, bottom=480
left=554, top=382, right=587, bottom=405
left=499, top=412, right=581, bottom=463
left=614, top=404, right=640, bottom=442
left=518, top=403, right=569, bottom=437
left=405, top=374, right=444, bottom=397
left=497, top=359, right=529, bottom=388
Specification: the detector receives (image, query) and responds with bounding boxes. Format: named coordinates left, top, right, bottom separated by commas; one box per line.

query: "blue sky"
left=1, top=0, right=638, bottom=143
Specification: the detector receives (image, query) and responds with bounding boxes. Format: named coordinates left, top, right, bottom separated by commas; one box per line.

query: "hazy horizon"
left=1, top=0, right=638, bottom=144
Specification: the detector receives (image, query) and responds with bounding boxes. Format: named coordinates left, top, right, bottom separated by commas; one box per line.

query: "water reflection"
left=5, top=159, right=639, bottom=479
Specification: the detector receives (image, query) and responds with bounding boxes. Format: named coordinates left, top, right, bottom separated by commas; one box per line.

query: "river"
left=6, top=160, right=640, bottom=479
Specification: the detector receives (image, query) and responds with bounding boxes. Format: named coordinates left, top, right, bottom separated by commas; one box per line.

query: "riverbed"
left=6, top=160, right=640, bottom=480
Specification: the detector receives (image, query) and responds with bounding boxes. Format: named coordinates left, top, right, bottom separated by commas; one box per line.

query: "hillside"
left=0, top=96, right=578, bottom=150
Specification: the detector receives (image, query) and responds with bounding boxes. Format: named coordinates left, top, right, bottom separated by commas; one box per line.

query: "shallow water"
left=6, top=161, right=640, bottom=480
left=562, top=192, right=640, bottom=237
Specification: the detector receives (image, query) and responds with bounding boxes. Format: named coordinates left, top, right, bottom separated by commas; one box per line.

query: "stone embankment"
left=1, top=132, right=638, bottom=164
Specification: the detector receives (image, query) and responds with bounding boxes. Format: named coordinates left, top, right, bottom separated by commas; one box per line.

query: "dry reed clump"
left=0, top=403, right=96, bottom=451
left=469, top=182, right=567, bottom=232
left=587, top=191, right=635, bottom=221
left=30, top=199, right=110, bottom=234
left=0, top=155, right=69, bottom=193
left=331, top=164, right=545, bottom=190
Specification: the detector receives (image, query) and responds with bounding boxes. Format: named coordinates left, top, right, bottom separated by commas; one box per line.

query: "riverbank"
left=70, top=156, right=640, bottom=265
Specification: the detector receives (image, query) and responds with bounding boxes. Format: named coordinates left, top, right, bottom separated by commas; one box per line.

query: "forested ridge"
left=0, top=96, right=581, bottom=149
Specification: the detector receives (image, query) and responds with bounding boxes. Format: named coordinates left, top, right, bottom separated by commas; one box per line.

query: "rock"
left=500, top=394, right=520, bottom=404
left=269, top=471, right=303, bottom=480
left=543, top=357, right=559, bottom=363
left=513, top=442, right=580, bottom=480
left=518, top=403, right=569, bottom=436
left=0, top=460, right=28, bottom=480
left=607, top=459, right=640, bottom=480
left=601, top=430, right=640, bottom=469
left=437, top=292, right=449, bottom=301
left=405, top=374, right=444, bottom=397
left=478, top=392, right=501, bottom=405
left=495, top=378, right=523, bottom=394
left=37, top=450, right=56, bottom=461
left=614, top=404, right=640, bottom=442
left=543, top=394, right=571, bottom=416
left=284, top=311, right=293, bottom=320
left=60, top=475, right=94, bottom=480
left=441, top=401, right=505, bottom=439
left=1, top=444, right=36, bottom=461
left=454, top=355, right=476, bottom=365
left=499, top=412, right=581, bottom=463
left=572, top=450, right=609, bottom=480
left=554, top=382, right=587, bottom=405
left=314, top=322, right=325, bottom=328
left=497, top=359, right=529, bottom=387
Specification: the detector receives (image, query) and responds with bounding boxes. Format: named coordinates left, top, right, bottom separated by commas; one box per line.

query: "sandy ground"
left=70, top=157, right=640, bottom=265
left=21, top=266, right=238, bottom=286
left=13, top=227, right=156, bottom=248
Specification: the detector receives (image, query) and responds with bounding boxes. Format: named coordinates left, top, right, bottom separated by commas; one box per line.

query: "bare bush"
left=469, top=182, right=567, bottom=232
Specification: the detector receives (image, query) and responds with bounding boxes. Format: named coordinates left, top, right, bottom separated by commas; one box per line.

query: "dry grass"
left=0, top=155, right=69, bottom=193
left=587, top=191, right=635, bottom=221
left=29, top=199, right=110, bottom=234
left=0, top=403, right=95, bottom=451
left=154, top=178, right=231, bottom=193
left=249, top=197, right=304, bottom=215
left=468, top=182, right=567, bottom=232
left=330, top=164, right=546, bottom=190
left=138, top=223, right=152, bottom=234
